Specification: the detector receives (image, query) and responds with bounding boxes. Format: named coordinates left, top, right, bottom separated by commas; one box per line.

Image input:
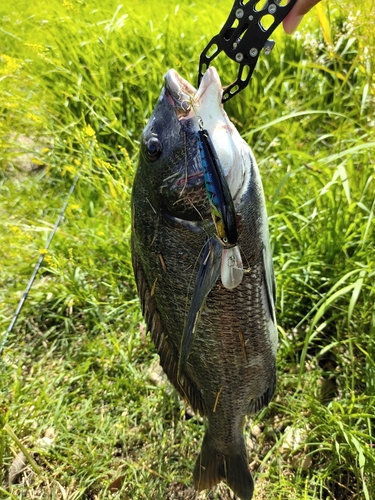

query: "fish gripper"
left=198, top=0, right=298, bottom=103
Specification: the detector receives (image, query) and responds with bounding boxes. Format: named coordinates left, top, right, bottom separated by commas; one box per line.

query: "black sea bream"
left=131, top=67, right=277, bottom=500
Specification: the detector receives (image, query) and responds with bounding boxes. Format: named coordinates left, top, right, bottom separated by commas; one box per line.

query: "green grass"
left=1, top=0, right=375, bottom=498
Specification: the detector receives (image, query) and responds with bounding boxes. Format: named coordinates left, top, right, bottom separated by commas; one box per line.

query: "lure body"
left=197, top=128, right=244, bottom=288
left=197, top=128, right=238, bottom=247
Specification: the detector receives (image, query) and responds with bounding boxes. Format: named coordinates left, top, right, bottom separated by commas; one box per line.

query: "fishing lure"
left=197, top=128, right=237, bottom=247
left=197, top=128, right=244, bottom=289
left=221, top=245, right=244, bottom=290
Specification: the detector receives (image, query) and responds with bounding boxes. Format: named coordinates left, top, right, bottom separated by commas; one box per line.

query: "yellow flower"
left=0, top=54, right=20, bottom=75
left=63, top=165, right=77, bottom=175
left=26, top=112, right=42, bottom=124
left=84, top=124, right=96, bottom=137
left=44, top=253, right=54, bottom=265
left=31, top=158, right=44, bottom=166
left=3, top=101, right=17, bottom=109
left=62, top=0, right=75, bottom=11
left=23, top=43, right=47, bottom=60
left=119, top=145, right=132, bottom=169
left=94, top=158, right=114, bottom=171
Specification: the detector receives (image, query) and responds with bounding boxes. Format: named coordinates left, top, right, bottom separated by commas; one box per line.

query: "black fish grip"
left=198, top=0, right=298, bottom=102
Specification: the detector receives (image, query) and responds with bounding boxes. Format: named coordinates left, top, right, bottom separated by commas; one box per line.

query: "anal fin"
left=248, top=367, right=277, bottom=414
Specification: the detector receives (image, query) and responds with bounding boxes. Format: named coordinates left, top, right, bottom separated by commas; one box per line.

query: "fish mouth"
left=164, top=67, right=250, bottom=206
left=164, top=68, right=223, bottom=123
left=163, top=70, right=207, bottom=190
left=164, top=68, right=224, bottom=190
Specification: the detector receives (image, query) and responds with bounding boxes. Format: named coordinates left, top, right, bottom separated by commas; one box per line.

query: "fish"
left=131, top=66, right=277, bottom=500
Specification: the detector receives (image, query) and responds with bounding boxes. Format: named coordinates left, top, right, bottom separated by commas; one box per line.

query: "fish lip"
left=164, top=69, right=196, bottom=116
left=194, top=67, right=223, bottom=104
left=164, top=68, right=223, bottom=118
left=163, top=68, right=228, bottom=191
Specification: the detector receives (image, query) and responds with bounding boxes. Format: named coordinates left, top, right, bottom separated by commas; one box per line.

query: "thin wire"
left=0, top=175, right=79, bottom=355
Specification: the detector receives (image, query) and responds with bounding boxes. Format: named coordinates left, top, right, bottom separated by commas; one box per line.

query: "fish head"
left=138, top=72, right=208, bottom=221
left=136, top=67, right=253, bottom=221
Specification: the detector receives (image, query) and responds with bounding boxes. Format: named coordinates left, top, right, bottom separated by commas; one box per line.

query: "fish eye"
left=146, top=137, right=162, bottom=162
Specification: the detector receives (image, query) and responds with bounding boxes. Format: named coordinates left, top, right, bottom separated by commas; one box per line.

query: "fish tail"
left=193, top=429, right=254, bottom=500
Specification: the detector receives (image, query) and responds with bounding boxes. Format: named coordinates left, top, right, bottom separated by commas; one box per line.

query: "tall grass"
left=1, top=0, right=374, bottom=498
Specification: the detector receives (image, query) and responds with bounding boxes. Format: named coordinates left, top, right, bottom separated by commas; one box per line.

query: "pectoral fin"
left=179, top=237, right=222, bottom=372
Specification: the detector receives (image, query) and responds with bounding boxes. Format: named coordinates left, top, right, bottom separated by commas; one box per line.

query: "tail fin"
left=193, top=430, right=254, bottom=500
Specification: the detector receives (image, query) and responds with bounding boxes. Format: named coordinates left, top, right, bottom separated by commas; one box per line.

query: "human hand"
left=283, top=0, right=322, bottom=34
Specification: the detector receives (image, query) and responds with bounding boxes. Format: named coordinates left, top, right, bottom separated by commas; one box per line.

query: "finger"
left=283, top=0, right=322, bottom=34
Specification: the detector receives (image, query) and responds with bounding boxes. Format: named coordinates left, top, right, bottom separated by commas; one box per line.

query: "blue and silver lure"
left=197, top=128, right=243, bottom=290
